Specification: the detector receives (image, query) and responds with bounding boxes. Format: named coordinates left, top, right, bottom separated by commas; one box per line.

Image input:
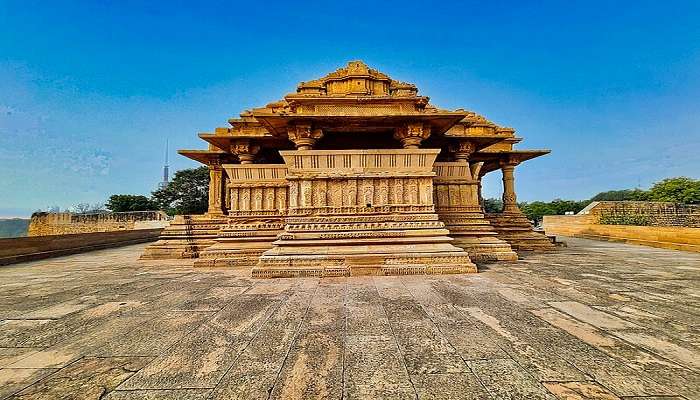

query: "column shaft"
left=501, top=164, right=519, bottom=213
left=208, top=165, right=226, bottom=215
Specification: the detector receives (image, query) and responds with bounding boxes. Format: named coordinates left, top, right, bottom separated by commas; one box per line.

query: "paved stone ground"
left=0, top=237, right=698, bottom=399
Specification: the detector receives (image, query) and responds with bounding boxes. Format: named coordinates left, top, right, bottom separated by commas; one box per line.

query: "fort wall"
left=28, top=211, right=169, bottom=236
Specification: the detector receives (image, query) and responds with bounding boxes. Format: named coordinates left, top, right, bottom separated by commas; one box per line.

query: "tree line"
left=484, top=177, right=700, bottom=224
left=104, top=166, right=209, bottom=215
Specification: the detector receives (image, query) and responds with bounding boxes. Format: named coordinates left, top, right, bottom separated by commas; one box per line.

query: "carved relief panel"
left=222, top=165, right=288, bottom=214
left=280, top=149, right=441, bottom=214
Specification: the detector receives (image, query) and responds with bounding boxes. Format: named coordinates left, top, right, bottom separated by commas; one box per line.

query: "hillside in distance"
left=0, top=218, right=30, bottom=238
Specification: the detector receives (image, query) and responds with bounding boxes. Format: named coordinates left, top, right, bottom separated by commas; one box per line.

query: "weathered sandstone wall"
left=543, top=214, right=700, bottom=253
left=0, top=229, right=163, bottom=266
left=28, top=211, right=169, bottom=237
left=581, top=201, right=700, bottom=228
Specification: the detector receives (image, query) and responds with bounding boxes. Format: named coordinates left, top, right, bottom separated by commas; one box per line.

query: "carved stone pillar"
left=501, top=162, right=519, bottom=213
left=207, top=162, right=226, bottom=215
left=231, top=140, right=260, bottom=164
left=287, top=124, right=323, bottom=150
left=487, top=160, right=555, bottom=252
left=224, top=174, right=231, bottom=212
left=394, top=122, right=431, bottom=149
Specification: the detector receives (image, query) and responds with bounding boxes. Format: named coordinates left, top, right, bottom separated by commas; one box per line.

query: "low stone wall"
left=0, top=229, right=163, bottom=266
left=543, top=215, right=700, bottom=253
left=581, top=201, right=700, bottom=227
left=28, top=211, right=169, bottom=236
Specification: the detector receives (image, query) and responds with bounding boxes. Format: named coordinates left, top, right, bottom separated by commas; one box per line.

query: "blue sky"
left=1, top=0, right=699, bottom=217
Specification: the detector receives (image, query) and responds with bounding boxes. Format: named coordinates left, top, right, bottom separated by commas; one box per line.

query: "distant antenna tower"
left=159, top=139, right=170, bottom=189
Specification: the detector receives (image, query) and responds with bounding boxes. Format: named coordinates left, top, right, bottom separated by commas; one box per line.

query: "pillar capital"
left=394, top=122, right=431, bottom=149
left=231, top=140, right=260, bottom=164
left=287, top=124, right=323, bottom=150
left=208, top=157, right=223, bottom=170
left=449, top=140, right=476, bottom=162
left=499, top=157, right=520, bottom=169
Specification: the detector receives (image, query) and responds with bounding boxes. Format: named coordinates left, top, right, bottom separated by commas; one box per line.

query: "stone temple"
left=141, top=61, right=554, bottom=277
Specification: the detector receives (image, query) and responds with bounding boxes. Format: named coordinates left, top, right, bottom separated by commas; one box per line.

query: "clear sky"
left=1, top=1, right=699, bottom=218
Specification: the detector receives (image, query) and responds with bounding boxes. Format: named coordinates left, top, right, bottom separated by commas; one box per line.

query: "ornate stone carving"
left=432, top=162, right=518, bottom=262
left=449, top=141, right=476, bottom=162
left=230, top=140, right=260, bottom=164
left=394, top=122, right=431, bottom=149
left=195, top=164, right=288, bottom=267
left=254, top=149, right=476, bottom=278
left=287, top=124, right=323, bottom=150
left=295, top=60, right=418, bottom=97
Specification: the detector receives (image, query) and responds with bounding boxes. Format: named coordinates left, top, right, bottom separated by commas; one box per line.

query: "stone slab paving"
left=0, top=237, right=698, bottom=399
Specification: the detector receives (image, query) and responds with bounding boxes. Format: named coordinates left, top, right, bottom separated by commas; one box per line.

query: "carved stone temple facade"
left=141, top=61, right=554, bottom=277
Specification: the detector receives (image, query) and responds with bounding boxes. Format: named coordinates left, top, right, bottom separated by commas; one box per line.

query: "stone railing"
left=28, top=211, right=170, bottom=237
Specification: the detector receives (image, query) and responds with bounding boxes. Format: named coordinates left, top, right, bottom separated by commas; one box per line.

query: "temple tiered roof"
left=179, top=61, right=548, bottom=166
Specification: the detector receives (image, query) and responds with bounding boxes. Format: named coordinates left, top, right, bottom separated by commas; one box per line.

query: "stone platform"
left=140, top=215, right=226, bottom=260
left=487, top=212, right=557, bottom=251
left=1, top=237, right=698, bottom=399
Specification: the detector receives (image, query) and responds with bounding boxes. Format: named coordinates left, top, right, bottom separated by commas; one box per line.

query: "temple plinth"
left=253, top=149, right=475, bottom=277
left=141, top=60, right=554, bottom=276
left=194, top=165, right=287, bottom=267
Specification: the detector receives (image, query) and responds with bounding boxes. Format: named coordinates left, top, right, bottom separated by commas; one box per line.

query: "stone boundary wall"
left=0, top=229, right=163, bottom=266
left=581, top=201, right=700, bottom=228
left=543, top=215, right=700, bottom=253
left=28, top=211, right=170, bottom=237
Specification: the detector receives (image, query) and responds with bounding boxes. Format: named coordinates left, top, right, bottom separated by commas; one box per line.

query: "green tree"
left=105, top=195, right=157, bottom=212
left=519, top=199, right=591, bottom=224
left=483, top=198, right=503, bottom=213
left=550, top=199, right=591, bottom=214
left=591, top=189, right=648, bottom=201
left=151, top=166, right=209, bottom=215
left=647, top=177, right=700, bottom=204
left=519, top=201, right=557, bottom=223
